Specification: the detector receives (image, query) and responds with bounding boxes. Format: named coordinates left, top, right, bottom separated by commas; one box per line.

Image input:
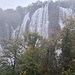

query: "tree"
left=60, top=17, right=75, bottom=74
left=18, top=32, right=59, bottom=75
left=1, top=37, right=22, bottom=75
left=18, top=32, right=43, bottom=75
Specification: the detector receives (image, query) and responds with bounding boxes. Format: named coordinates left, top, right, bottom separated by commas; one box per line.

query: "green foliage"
left=0, top=28, right=75, bottom=75
left=0, top=37, right=22, bottom=75
left=59, top=18, right=75, bottom=74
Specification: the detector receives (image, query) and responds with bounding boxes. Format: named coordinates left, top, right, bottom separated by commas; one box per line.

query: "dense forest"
left=0, top=0, right=75, bottom=75
left=0, top=17, right=75, bottom=75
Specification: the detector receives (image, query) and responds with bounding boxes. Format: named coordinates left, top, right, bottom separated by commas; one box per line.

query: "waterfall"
left=5, top=23, right=10, bottom=40
left=30, top=3, right=49, bottom=38
left=19, top=12, right=30, bottom=38
left=0, top=44, right=3, bottom=56
left=59, top=7, right=73, bottom=29
left=12, top=26, right=20, bottom=39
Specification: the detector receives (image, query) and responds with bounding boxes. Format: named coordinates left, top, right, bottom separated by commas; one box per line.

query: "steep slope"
left=0, top=1, right=75, bottom=41
left=12, top=1, right=74, bottom=39
left=29, top=2, right=49, bottom=38
left=59, top=7, right=73, bottom=28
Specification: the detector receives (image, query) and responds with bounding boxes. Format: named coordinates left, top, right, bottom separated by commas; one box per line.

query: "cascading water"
left=59, top=7, right=73, bottom=29
left=11, top=4, right=74, bottom=39
left=5, top=23, right=10, bottom=40
left=19, top=12, right=30, bottom=38
left=12, top=26, right=20, bottom=39
left=30, top=3, right=49, bottom=38
left=0, top=44, right=3, bottom=56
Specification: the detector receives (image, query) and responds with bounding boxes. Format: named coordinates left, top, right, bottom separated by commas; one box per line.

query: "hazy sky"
left=0, top=0, right=48, bottom=10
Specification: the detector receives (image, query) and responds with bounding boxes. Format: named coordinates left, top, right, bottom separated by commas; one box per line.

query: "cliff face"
left=0, top=1, right=75, bottom=40
left=12, top=1, right=74, bottom=39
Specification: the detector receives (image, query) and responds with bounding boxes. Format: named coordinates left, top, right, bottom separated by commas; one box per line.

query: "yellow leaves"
left=72, top=59, right=75, bottom=62
left=20, top=71, right=26, bottom=75
left=72, top=46, right=75, bottom=49
left=62, top=70, right=68, bottom=75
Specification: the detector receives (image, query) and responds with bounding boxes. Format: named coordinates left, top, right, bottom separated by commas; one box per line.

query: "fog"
left=0, top=0, right=48, bottom=9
